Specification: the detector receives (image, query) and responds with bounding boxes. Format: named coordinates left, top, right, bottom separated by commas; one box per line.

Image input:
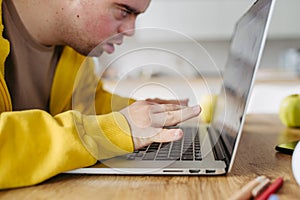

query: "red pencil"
left=255, top=177, right=284, bottom=200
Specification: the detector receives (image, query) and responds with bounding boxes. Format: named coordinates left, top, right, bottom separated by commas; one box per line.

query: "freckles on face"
left=78, top=1, right=121, bottom=47
left=61, top=0, right=150, bottom=55
left=84, top=12, right=119, bottom=44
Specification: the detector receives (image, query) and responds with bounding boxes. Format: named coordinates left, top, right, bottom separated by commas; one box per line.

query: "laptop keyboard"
left=126, top=127, right=202, bottom=161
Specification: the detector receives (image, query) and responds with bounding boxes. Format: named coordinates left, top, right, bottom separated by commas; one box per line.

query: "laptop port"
left=189, top=169, right=201, bottom=174
left=205, top=169, right=216, bottom=174
left=163, top=170, right=184, bottom=173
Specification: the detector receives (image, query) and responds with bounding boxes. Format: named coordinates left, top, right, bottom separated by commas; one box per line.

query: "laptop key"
left=135, top=153, right=144, bottom=157
left=181, top=154, right=194, bottom=160
left=142, top=152, right=157, bottom=160
left=126, top=154, right=136, bottom=160
left=139, top=127, right=203, bottom=162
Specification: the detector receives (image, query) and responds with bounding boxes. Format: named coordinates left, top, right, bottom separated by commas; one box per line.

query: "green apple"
left=279, top=94, right=300, bottom=128
left=200, top=94, right=217, bottom=123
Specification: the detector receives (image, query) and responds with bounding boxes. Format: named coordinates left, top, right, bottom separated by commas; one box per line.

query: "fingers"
left=120, top=100, right=201, bottom=150
left=121, top=101, right=201, bottom=129
left=132, top=128, right=184, bottom=150
left=146, top=98, right=189, bottom=106
left=151, top=128, right=183, bottom=143
left=150, top=103, right=186, bottom=113
left=151, top=105, right=201, bottom=127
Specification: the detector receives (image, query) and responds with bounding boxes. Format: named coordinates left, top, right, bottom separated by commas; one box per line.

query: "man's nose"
left=119, top=19, right=136, bottom=36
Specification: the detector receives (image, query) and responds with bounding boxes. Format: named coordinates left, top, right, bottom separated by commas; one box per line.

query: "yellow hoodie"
left=0, top=0, right=134, bottom=189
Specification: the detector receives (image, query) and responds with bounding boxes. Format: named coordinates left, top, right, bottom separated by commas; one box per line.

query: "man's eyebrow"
left=115, top=3, right=141, bottom=15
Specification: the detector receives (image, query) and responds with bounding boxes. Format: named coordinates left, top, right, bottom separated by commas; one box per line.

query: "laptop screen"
left=211, top=0, right=276, bottom=168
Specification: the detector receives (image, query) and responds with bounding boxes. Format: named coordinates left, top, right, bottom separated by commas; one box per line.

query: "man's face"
left=59, top=0, right=150, bottom=56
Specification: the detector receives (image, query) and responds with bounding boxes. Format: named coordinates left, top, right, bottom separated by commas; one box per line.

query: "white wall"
left=136, top=0, right=300, bottom=40
left=100, top=1, right=300, bottom=114
left=134, top=0, right=300, bottom=71
left=99, top=0, right=300, bottom=78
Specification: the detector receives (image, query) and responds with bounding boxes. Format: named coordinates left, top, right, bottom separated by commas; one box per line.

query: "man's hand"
left=120, top=100, right=201, bottom=150
left=145, top=98, right=189, bottom=106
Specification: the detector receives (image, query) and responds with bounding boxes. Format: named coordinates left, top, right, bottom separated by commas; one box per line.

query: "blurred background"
left=101, top=0, right=300, bottom=77
left=97, top=0, right=300, bottom=114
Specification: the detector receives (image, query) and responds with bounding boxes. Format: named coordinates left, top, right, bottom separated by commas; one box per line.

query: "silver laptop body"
left=67, top=0, right=276, bottom=175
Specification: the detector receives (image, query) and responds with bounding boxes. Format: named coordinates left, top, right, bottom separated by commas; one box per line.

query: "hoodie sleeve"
left=0, top=109, right=133, bottom=189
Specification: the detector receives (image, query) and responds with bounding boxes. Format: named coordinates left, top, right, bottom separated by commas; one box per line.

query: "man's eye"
left=120, top=9, right=129, bottom=18
left=114, top=7, right=131, bottom=20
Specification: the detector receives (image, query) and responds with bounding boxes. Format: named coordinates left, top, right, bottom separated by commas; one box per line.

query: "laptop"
left=67, top=0, right=276, bottom=175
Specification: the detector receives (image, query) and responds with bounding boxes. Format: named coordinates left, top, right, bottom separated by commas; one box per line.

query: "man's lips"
left=102, top=40, right=123, bottom=54
left=103, top=43, right=115, bottom=54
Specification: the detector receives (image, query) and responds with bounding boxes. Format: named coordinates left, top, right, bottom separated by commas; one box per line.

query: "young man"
left=0, top=0, right=201, bottom=189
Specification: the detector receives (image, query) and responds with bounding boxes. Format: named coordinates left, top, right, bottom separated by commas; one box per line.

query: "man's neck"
left=11, top=0, right=60, bottom=46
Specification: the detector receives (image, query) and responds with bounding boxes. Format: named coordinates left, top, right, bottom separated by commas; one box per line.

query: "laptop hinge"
left=207, top=127, right=231, bottom=167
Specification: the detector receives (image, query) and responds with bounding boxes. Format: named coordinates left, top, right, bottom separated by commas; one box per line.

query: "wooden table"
left=1, top=114, right=300, bottom=200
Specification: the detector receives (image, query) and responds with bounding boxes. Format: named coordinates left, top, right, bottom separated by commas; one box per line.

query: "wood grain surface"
left=1, top=114, right=300, bottom=200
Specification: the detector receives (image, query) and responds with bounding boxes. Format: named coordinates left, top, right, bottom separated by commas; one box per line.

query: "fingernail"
left=173, top=129, right=183, bottom=138
left=192, top=105, right=201, bottom=114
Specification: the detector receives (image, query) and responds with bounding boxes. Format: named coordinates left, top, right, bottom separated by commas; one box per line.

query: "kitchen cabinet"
left=136, top=0, right=300, bottom=41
